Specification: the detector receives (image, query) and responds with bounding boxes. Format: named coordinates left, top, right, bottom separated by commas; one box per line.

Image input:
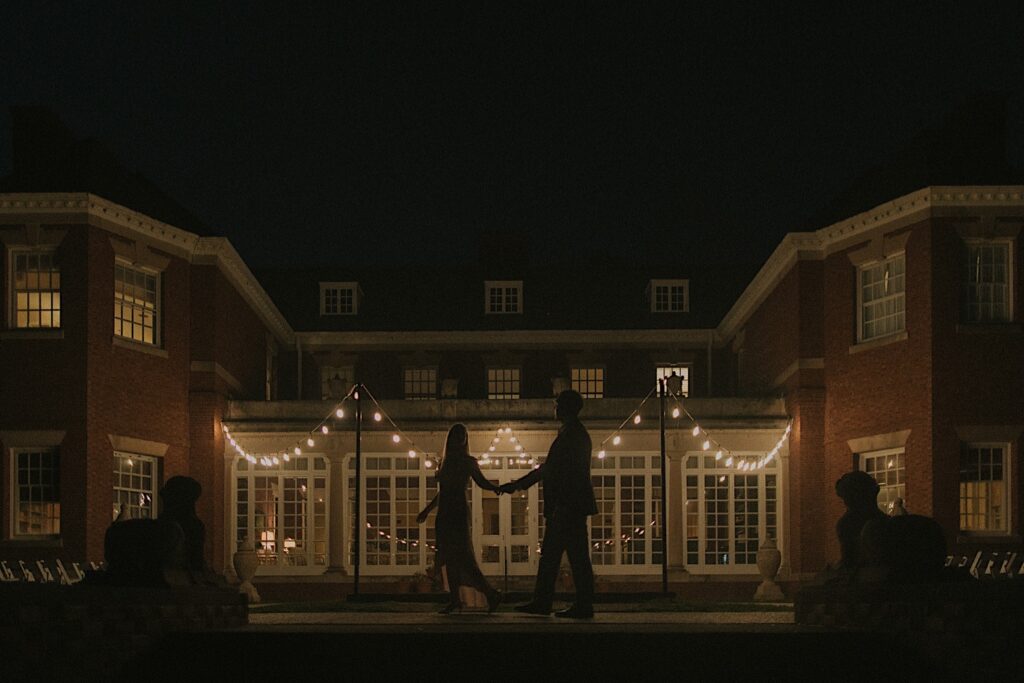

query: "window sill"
left=849, top=331, right=908, bottom=355
left=113, top=337, right=168, bottom=358
left=955, top=322, right=1022, bottom=335
left=0, top=538, right=63, bottom=548
left=0, top=328, right=64, bottom=340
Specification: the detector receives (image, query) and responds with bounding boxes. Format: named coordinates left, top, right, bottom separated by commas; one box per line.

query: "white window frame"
left=683, top=452, right=782, bottom=575
left=11, top=447, right=61, bottom=538
left=112, top=451, right=159, bottom=521
left=403, top=366, right=438, bottom=400
left=487, top=367, right=521, bottom=399
left=959, top=442, right=1011, bottom=535
left=484, top=280, right=523, bottom=314
left=589, top=452, right=663, bottom=575
left=859, top=447, right=906, bottom=514
left=8, top=248, right=61, bottom=329
left=571, top=366, right=605, bottom=399
left=856, top=252, right=905, bottom=343
left=656, top=364, right=690, bottom=396
left=233, top=455, right=330, bottom=575
left=320, top=282, right=359, bottom=316
left=650, top=279, right=689, bottom=313
left=343, top=454, right=436, bottom=575
left=962, top=239, right=1013, bottom=323
left=114, top=259, right=162, bottom=346
left=320, top=365, right=355, bottom=400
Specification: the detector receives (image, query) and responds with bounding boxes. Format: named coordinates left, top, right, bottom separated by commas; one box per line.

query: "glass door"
left=471, top=468, right=540, bottom=576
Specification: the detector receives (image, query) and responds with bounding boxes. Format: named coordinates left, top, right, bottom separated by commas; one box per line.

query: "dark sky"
left=2, top=2, right=1023, bottom=270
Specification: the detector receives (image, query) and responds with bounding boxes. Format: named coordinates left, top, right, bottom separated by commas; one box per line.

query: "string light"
left=392, top=434, right=401, bottom=443
left=321, top=425, right=329, bottom=434
left=633, top=415, right=641, bottom=425
left=598, top=450, right=606, bottom=459
left=294, top=446, right=301, bottom=455
left=408, top=450, right=416, bottom=458
left=672, top=407, right=680, bottom=418
left=612, top=435, right=622, bottom=445
left=336, top=408, right=344, bottom=418
left=692, top=425, right=700, bottom=437
left=307, top=437, right=315, bottom=447
left=373, top=412, right=382, bottom=422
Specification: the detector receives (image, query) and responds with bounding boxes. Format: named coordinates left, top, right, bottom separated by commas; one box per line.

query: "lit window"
left=13, top=448, right=60, bottom=537
left=959, top=444, right=1008, bottom=533
left=321, top=366, right=354, bottom=400
left=113, top=452, right=158, bottom=521
left=684, top=454, right=779, bottom=570
left=404, top=367, right=437, bottom=400
left=11, top=250, right=61, bottom=328
left=488, top=368, right=521, bottom=399
left=962, top=241, right=1011, bottom=323
left=650, top=279, right=688, bottom=313
left=114, top=261, right=160, bottom=345
left=656, top=365, right=690, bottom=396
left=320, top=282, right=358, bottom=315
left=860, top=448, right=905, bottom=514
left=485, top=281, right=522, bottom=314
left=571, top=367, right=604, bottom=399
left=858, top=253, right=905, bottom=342
left=236, top=456, right=329, bottom=569
left=590, top=454, right=663, bottom=568
left=344, top=456, right=429, bottom=569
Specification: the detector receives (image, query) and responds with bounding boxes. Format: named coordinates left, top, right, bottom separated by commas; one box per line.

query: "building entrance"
left=471, top=465, right=541, bottom=576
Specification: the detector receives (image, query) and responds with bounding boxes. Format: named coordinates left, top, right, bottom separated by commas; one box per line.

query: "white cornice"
left=716, top=186, right=1024, bottom=341
left=0, top=193, right=294, bottom=345
left=298, top=328, right=716, bottom=350
left=193, top=238, right=294, bottom=345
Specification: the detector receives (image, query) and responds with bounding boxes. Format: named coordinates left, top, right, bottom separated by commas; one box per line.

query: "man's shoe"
left=555, top=604, right=594, bottom=619
left=513, top=601, right=551, bottom=616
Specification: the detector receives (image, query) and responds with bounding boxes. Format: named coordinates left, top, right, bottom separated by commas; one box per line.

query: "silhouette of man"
left=499, top=389, right=597, bottom=618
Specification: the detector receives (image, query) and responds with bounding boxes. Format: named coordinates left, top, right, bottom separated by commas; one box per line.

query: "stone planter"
left=232, top=536, right=261, bottom=604
left=754, top=537, right=784, bottom=601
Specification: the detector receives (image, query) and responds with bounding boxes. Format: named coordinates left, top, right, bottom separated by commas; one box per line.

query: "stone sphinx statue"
left=91, top=475, right=221, bottom=587
left=831, top=470, right=946, bottom=584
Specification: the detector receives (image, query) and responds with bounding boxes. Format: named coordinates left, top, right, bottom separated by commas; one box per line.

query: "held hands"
left=497, top=482, right=516, bottom=496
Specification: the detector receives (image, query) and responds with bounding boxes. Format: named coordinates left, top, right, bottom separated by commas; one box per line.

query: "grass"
left=250, top=598, right=794, bottom=614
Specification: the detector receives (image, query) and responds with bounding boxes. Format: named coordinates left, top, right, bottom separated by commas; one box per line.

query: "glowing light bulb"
left=373, top=412, right=382, bottom=422
left=408, top=450, right=416, bottom=458
left=515, top=444, right=523, bottom=452
left=272, top=456, right=280, bottom=465
left=504, top=427, right=512, bottom=434
left=598, top=450, right=606, bottom=459
left=127, top=458, right=133, bottom=467
left=766, top=453, right=774, bottom=463
left=692, top=425, right=700, bottom=437
left=725, top=456, right=734, bottom=467
left=488, top=446, right=495, bottom=452
left=492, top=437, right=500, bottom=444
left=702, top=440, right=710, bottom=451
left=353, top=391, right=359, bottom=400
left=392, top=434, right=401, bottom=443
left=336, top=408, right=344, bottom=418
left=528, top=458, right=535, bottom=465
left=294, top=446, right=302, bottom=455
left=246, top=455, right=256, bottom=463
left=612, top=435, right=621, bottom=445
left=425, top=460, right=433, bottom=469
left=321, top=425, right=329, bottom=434
left=784, top=424, right=792, bottom=435
left=672, top=407, right=680, bottom=418
left=715, top=450, right=723, bottom=460
left=307, top=437, right=315, bottom=447
left=633, top=415, right=641, bottom=424
left=283, top=454, right=290, bottom=462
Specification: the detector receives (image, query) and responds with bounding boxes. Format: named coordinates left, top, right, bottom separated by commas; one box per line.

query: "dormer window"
left=320, top=282, right=359, bottom=316
left=485, top=280, right=522, bottom=314
left=650, top=279, right=688, bottom=313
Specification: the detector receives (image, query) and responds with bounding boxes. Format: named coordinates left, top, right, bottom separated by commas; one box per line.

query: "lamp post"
left=658, top=377, right=669, bottom=595
left=353, top=383, right=363, bottom=597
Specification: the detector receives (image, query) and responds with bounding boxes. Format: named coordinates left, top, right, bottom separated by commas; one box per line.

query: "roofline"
left=715, top=185, right=1024, bottom=341
left=0, top=192, right=295, bottom=345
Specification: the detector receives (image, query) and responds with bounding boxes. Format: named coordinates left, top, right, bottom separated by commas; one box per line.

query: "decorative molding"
left=0, top=430, right=66, bottom=447
left=108, top=235, right=171, bottom=271
left=846, top=429, right=912, bottom=454
left=191, top=360, right=245, bottom=394
left=773, top=357, right=824, bottom=387
left=107, top=434, right=169, bottom=457
left=298, top=328, right=719, bottom=350
left=953, top=425, right=1023, bottom=444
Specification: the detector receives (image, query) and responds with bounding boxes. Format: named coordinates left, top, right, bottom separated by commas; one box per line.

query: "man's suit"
left=512, top=416, right=597, bottom=608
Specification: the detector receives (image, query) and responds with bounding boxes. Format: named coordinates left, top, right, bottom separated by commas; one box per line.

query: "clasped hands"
left=496, top=482, right=516, bottom=496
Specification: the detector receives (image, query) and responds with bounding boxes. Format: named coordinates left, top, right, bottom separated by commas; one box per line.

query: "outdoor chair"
left=0, top=560, right=18, bottom=582
left=18, top=560, right=37, bottom=582
left=35, top=560, right=56, bottom=583
left=71, top=562, right=87, bottom=582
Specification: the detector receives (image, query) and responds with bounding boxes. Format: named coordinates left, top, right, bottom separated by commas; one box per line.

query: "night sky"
left=2, top=3, right=1023, bottom=270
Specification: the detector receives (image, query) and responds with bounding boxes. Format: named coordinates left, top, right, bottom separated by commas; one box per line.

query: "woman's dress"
left=435, top=452, right=497, bottom=602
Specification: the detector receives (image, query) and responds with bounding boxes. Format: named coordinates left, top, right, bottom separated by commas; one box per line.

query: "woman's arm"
left=417, top=493, right=439, bottom=524
left=469, top=460, right=500, bottom=492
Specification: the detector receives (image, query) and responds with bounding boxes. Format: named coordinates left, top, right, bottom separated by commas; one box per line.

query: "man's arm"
left=502, top=461, right=545, bottom=494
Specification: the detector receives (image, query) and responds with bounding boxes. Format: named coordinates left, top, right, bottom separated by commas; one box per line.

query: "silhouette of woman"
left=417, top=423, right=502, bottom=614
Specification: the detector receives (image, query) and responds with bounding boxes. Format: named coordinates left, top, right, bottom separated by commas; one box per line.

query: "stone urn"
left=754, top=537, right=784, bottom=601
left=233, top=535, right=261, bottom=604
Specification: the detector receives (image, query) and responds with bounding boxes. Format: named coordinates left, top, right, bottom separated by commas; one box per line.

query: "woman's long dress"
left=435, top=452, right=497, bottom=604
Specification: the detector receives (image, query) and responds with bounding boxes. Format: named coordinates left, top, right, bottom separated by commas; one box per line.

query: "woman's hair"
left=438, top=423, right=469, bottom=472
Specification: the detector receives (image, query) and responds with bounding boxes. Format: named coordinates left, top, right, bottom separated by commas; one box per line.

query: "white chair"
left=54, top=559, right=75, bottom=585
left=35, top=560, right=57, bottom=583
left=0, top=561, right=18, bottom=582
left=71, top=562, right=87, bottom=581
left=18, top=560, right=37, bottom=582
left=967, top=551, right=984, bottom=579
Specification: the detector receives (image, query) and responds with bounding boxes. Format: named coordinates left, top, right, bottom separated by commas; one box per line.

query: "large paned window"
left=13, top=448, right=60, bottom=537
left=650, top=279, right=688, bottom=313
left=487, top=368, right=521, bottom=399
left=571, top=367, right=604, bottom=399
left=590, top=454, right=663, bottom=571
left=235, top=456, right=329, bottom=571
left=860, top=448, right=906, bottom=514
left=858, top=253, right=905, bottom=342
left=962, top=241, right=1011, bottom=323
left=11, top=250, right=61, bottom=328
left=346, top=455, right=435, bottom=573
left=114, top=261, right=160, bottom=345
left=112, top=452, right=159, bottom=521
left=656, top=365, right=690, bottom=396
left=320, top=282, right=358, bottom=315
left=959, top=444, right=1008, bottom=533
left=485, top=281, right=522, bottom=314
left=684, top=454, right=779, bottom=572
left=404, top=367, right=437, bottom=400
